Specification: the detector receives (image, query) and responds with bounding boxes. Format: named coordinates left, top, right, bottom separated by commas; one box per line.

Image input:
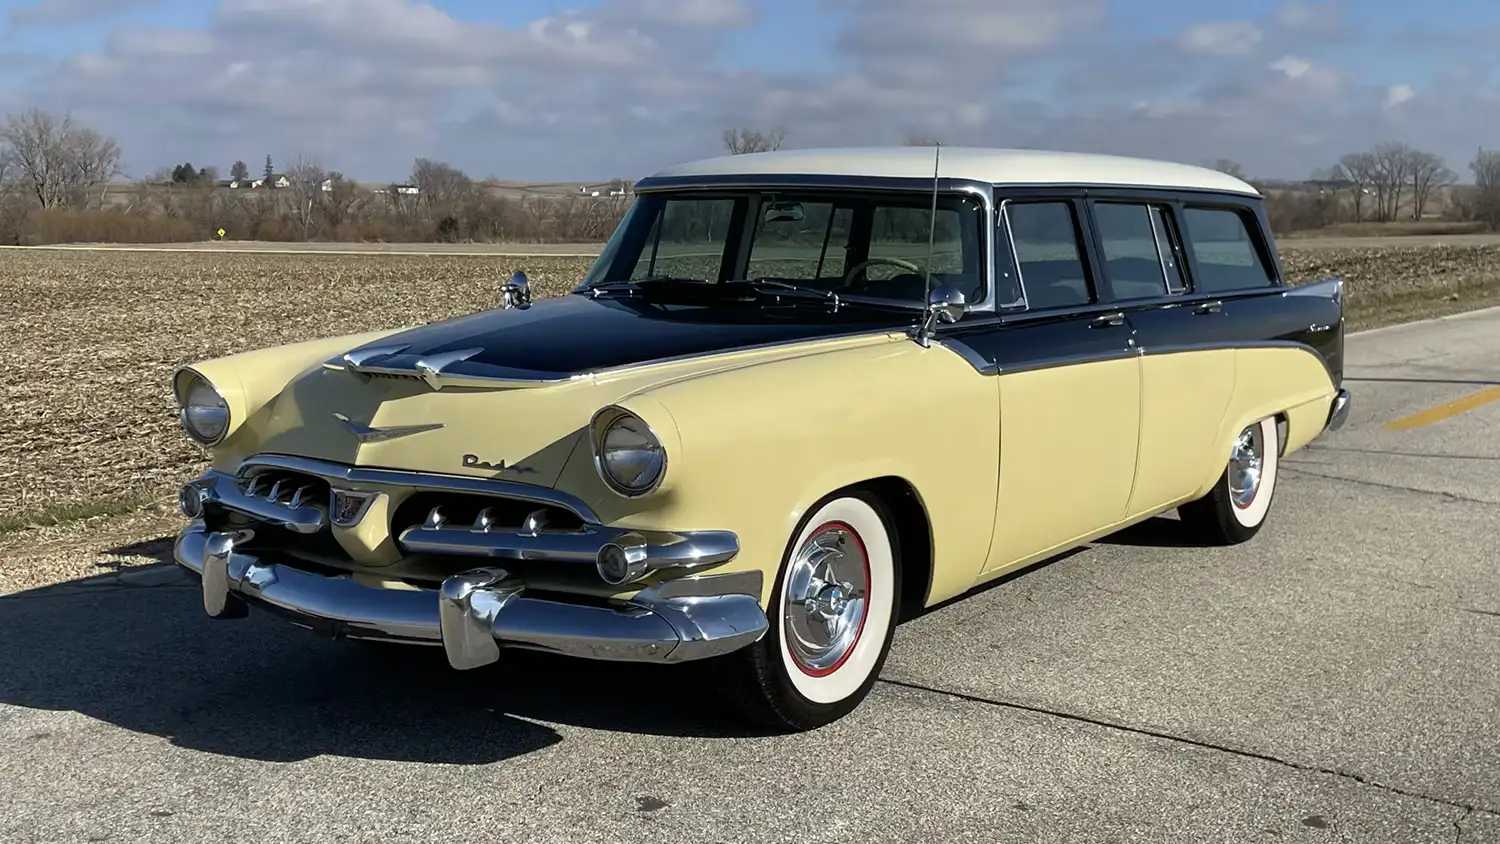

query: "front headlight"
left=174, top=368, right=231, bottom=445
left=591, top=407, right=666, bottom=496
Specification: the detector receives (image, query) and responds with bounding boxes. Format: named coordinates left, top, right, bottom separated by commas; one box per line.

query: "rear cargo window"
left=1181, top=207, right=1276, bottom=292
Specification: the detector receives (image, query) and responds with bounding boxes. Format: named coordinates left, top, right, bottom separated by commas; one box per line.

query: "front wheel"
left=1178, top=416, right=1281, bottom=545
left=725, top=491, right=901, bottom=732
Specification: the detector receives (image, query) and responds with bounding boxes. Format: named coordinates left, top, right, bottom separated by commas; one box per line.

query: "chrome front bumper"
left=173, top=523, right=768, bottom=669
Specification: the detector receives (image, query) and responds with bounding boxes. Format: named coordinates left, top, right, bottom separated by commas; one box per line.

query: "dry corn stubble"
left=3, top=242, right=1500, bottom=529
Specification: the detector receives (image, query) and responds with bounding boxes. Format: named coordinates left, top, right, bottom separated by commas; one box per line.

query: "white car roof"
left=646, top=146, right=1260, bottom=197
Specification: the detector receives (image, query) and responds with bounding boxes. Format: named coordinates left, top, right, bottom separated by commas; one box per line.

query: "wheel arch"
left=839, top=476, right=934, bottom=623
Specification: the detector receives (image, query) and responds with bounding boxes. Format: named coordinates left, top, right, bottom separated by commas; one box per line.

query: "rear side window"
left=1091, top=202, right=1187, bottom=301
left=1181, top=207, right=1276, bottom=292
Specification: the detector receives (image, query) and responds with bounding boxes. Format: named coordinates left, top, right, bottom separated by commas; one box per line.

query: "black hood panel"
left=347, top=293, right=913, bottom=377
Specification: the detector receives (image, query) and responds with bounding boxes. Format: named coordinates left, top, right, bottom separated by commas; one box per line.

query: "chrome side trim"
left=1285, top=276, right=1343, bottom=304
left=936, top=337, right=995, bottom=374
left=236, top=454, right=603, bottom=524
left=928, top=338, right=1337, bottom=382
left=174, top=524, right=768, bottom=666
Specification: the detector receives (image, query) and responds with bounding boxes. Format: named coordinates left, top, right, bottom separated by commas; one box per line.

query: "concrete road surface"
left=3, top=308, right=1499, bottom=843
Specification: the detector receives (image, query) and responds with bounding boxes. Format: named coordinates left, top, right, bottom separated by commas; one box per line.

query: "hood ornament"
left=333, top=413, right=445, bottom=444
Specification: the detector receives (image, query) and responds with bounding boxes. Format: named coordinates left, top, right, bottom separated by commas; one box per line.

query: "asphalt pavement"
left=3, top=307, right=1499, bottom=843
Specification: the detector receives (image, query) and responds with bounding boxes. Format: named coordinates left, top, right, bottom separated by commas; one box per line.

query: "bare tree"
left=1408, top=150, right=1456, bottom=221
left=283, top=155, right=327, bottom=240
left=1337, top=152, right=1377, bottom=222
left=410, top=157, right=473, bottom=213
left=722, top=126, right=787, bottom=155
left=230, top=160, right=250, bottom=181
left=317, top=171, right=363, bottom=234
left=0, top=108, right=121, bottom=209
left=1469, top=148, right=1500, bottom=231
left=1362, top=141, right=1421, bottom=222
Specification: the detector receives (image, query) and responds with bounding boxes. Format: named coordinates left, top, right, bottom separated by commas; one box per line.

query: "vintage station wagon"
left=170, top=147, right=1350, bottom=731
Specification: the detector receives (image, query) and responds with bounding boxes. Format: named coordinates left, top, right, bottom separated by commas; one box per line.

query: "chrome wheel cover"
left=1228, top=425, right=1264, bottom=509
left=782, top=522, right=870, bottom=675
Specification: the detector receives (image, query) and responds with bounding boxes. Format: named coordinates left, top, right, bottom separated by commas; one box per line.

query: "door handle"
left=1194, top=301, right=1222, bottom=315
left=1091, top=312, right=1125, bottom=328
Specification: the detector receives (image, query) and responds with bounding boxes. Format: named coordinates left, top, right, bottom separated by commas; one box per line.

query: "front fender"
left=176, top=327, right=409, bottom=468
left=555, top=338, right=1002, bottom=608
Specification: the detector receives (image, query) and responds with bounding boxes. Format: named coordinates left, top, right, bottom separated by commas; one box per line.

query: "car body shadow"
left=1090, top=514, right=1210, bottom=549
left=1, top=516, right=1180, bottom=766
left=0, top=565, right=774, bottom=767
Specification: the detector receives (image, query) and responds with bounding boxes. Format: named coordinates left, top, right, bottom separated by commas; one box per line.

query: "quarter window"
left=1181, top=207, right=1276, bottom=292
left=1001, top=201, right=1093, bottom=310
left=1091, top=202, right=1187, bottom=300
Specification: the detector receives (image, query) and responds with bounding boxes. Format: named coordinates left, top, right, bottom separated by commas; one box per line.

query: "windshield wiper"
left=585, top=276, right=708, bottom=297
left=724, top=279, right=837, bottom=301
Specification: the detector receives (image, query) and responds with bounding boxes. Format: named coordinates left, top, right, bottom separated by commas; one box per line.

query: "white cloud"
left=1269, top=55, right=1312, bottom=79
left=1385, top=83, right=1416, bottom=108
left=1177, top=20, right=1264, bottom=56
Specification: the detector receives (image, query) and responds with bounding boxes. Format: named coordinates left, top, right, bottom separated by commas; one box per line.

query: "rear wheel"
left=727, top=491, right=900, bottom=732
left=1178, top=416, right=1280, bottom=545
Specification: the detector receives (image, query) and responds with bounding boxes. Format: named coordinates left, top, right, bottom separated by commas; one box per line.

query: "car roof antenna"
left=915, top=141, right=942, bottom=347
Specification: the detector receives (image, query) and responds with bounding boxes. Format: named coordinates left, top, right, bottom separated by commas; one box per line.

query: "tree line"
left=5, top=107, right=1500, bottom=246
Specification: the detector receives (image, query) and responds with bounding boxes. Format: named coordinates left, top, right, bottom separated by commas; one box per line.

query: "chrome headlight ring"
left=589, top=406, right=667, bottom=498
left=173, top=367, right=231, bottom=446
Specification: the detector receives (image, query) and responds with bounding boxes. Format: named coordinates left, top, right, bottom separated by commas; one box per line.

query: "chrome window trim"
left=619, top=175, right=997, bottom=314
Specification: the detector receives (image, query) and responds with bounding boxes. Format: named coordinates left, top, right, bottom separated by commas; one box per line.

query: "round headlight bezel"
left=590, top=406, right=667, bottom=497
left=173, top=367, right=231, bottom=446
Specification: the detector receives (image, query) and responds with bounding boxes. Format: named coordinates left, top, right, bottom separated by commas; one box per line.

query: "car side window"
left=1092, top=202, right=1188, bottom=300
left=1180, top=206, right=1276, bottom=292
left=1002, top=201, right=1094, bottom=310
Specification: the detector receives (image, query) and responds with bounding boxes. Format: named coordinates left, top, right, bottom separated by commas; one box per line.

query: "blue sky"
left=2, top=0, right=1498, bottom=184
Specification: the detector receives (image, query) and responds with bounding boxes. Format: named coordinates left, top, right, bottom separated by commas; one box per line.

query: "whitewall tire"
left=1179, top=416, right=1281, bottom=544
left=726, top=490, right=901, bottom=731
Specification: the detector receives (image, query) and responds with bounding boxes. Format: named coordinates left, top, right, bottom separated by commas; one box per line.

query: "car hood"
left=337, top=291, right=915, bottom=378
left=241, top=293, right=912, bottom=489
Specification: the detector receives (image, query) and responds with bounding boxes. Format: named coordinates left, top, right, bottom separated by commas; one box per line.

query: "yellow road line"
left=1385, top=386, right=1500, bottom=431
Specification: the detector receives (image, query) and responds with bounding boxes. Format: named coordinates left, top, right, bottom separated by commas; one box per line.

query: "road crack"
left=1281, top=466, right=1498, bottom=506
left=880, top=677, right=1498, bottom=818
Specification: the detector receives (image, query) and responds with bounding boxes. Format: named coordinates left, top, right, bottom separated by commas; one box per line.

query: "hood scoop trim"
left=323, top=343, right=586, bottom=392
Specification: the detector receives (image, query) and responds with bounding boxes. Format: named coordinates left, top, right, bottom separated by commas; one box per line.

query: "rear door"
left=1082, top=193, right=1237, bottom=518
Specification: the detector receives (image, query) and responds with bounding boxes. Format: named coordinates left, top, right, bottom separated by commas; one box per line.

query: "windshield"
left=577, top=188, right=986, bottom=308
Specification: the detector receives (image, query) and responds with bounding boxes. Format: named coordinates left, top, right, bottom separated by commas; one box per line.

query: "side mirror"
left=912, top=282, right=967, bottom=347
left=500, top=270, right=531, bottom=309
left=929, top=282, right=967, bottom=324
